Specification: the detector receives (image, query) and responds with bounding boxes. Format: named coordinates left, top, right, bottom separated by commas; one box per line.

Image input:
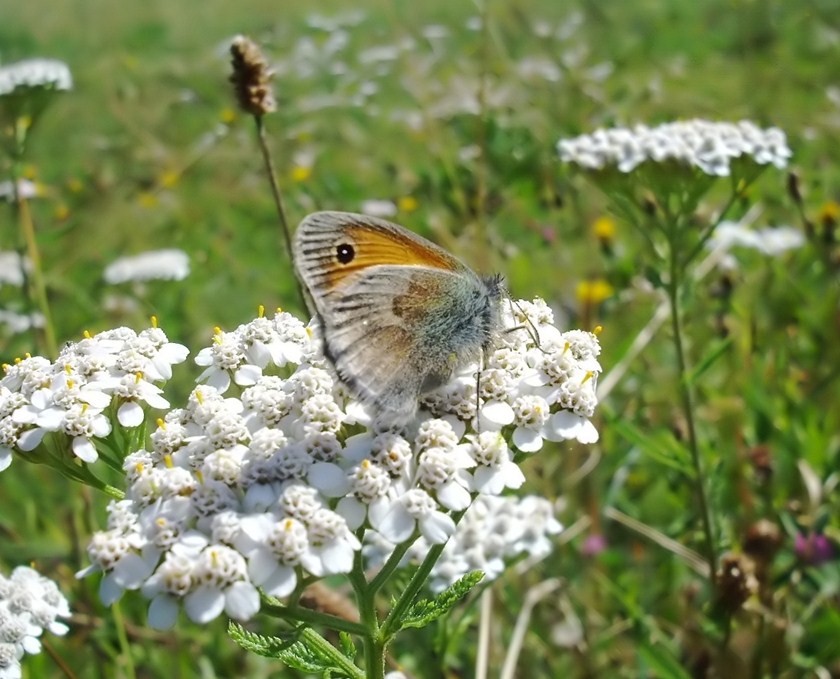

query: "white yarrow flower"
left=55, top=299, right=600, bottom=623
left=0, top=181, right=40, bottom=204
left=707, top=220, right=805, bottom=268
left=1, top=323, right=186, bottom=470
left=360, top=199, right=398, bottom=218
left=104, top=249, right=190, bottom=284
left=558, top=119, right=791, bottom=176
left=0, top=59, right=72, bottom=95
left=0, top=565, right=71, bottom=678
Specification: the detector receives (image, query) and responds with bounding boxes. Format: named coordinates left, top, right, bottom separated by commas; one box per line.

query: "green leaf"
left=227, top=621, right=305, bottom=660
left=228, top=623, right=359, bottom=678
left=607, top=417, right=693, bottom=474
left=400, top=571, right=484, bottom=630
left=638, top=641, right=693, bottom=679
left=686, top=337, right=733, bottom=385
left=338, top=632, right=356, bottom=660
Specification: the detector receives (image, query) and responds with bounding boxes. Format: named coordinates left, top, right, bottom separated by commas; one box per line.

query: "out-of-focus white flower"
left=368, top=495, right=563, bottom=593
left=465, top=16, right=483, bottom=31
left=0, top=59, right=72, bottom=96
left=0, top=180, right=40, bottom=203
left=305, top=10, right=366, bottom=32
left=286, top=31, right=350, bottom=80
left=706, top=220, right=806, bottom=270
left=0, top=565, right=71, bottom=678
left=358, top=45, right=402, bottom=65
left=707, top=221, right=805, bottom=267
left=360, top=199, right=398, bottom=218
left=68, top=299, right=598, bottom=625
left=558, top=120, right=792, bottom=176
left=0, top=252, right=30, bottom=287
left=421, top=25, right=449, bottom=40
left=104, top=249, right=190, bottom=284
left=516, top=57, right=562, bottom=83
left=0, top=310, right=44, bottom=334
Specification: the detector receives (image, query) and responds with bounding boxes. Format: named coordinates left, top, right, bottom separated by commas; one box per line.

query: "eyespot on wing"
left=294, top=211, right=468, bottom=294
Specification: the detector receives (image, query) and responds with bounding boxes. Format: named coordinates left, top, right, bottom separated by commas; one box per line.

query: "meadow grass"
left=1, top=0, right=838, bottom=677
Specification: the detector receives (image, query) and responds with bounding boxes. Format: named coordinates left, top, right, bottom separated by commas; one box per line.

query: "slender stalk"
left=475, top=588, right=492, bottom=679
left=681, top=176, right=746, bottom=268
left=368, top=534, right=419, bottom=596
left=604, top=507, right=708, bottom=576
left=380, top=539, right=450, bottom=639
left=343, top=537, right=386, bottom=679
left=253, top=116, right=308, bottom=312
left=12, top=165, right=57, bottom=357
left=111, top=600, right=137, bottom=679
left=596, top=244, right=729, bottom=402
left=260, top=599, right=367, bottom=636
left=666, top=237, right=718, bottom=591
left=41, top=639, right=79, bottom=679
left=352, top=565, right=385, bottom=679
left=499, top=579, right=562, bottom=679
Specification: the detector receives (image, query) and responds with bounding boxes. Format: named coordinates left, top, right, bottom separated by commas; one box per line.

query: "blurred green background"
left=1, top=0, right=839, bottom=676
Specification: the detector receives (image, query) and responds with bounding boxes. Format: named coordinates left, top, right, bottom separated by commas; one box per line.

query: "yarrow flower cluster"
left=367, top=494, right=563, bottom=593
left=0, top=325, right=188, bottom=470
left=0, top=566, right=71, bottom=679
left=557, top=119, right=792, bottom=176
left=0, top=58, right=73, bottom=153
left=0, top=59, right=72, bottom=97
left=71, top=301, right=600, bottom=628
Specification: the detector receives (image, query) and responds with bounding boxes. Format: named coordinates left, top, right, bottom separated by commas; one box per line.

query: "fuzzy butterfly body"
left=293, top=211, right=504, bottom=423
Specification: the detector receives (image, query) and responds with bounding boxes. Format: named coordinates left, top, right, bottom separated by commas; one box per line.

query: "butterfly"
left=293, top=211, right=504, bottom=424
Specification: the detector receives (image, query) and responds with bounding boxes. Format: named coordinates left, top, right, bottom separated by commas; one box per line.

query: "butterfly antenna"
left=505, top=298, right=544, bottom=351
left=475, top=350, right=485, bottom=434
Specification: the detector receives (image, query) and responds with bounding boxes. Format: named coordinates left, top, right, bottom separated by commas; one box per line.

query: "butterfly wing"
left=294, top=211, right=469, bottom=299
left=320, top=266, right=460, bottom=420
left=293, top=212, right=483, bottom=420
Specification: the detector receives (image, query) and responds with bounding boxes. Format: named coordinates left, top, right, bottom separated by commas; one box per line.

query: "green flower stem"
left=111, top=600, right=137, bottom=679
left=368, top=534, right=418, bottom=596
left=63, top=463, right=123, bottom=499
left=380, top=535, right=452, bottom=639
left=299, top=626, right=367, bottom=679
left=352, top=519, right=464, bottom=676
left=260, top=598, right=367, bottom=637
left=347, top=540, right=385, bottom=679
left=681, top=177, right=746, bottom=268
left=360, top=627, right=386, bottom=679
left=12, top=162, right=57, bottom=357
left=666, top=227, right=718, bottom=591
left=32, top=434, right=125, bottom=497
left=379, top=544, right=445, bottom=640
left=261, top=594, right=368, bottom=678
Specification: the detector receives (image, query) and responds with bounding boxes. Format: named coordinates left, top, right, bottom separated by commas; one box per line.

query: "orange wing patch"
left=317, top=223, right=461, bottom=291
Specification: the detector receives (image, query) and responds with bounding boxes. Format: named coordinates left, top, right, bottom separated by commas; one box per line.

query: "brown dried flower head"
left=714, top=553, right=758, bottom=615
left=229, top=35, right=276, bottom=116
